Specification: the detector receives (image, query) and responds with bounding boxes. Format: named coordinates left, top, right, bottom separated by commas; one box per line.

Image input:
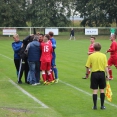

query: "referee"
left=85, top=42, right=109, bottom=110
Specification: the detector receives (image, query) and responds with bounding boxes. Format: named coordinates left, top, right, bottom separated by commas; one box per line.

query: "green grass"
left=0, top=35, right=117, bottom=117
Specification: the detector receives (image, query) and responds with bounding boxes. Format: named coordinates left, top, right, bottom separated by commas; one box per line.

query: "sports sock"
left=108, top=68, right=113, bottom=78
left=100, top=93, right=105, bottom=107
left=48, top=73, right=53, bottom=82
left=53, top=67, right=58, bottom=79
left=42, top=74, right=46, bottom=82
left=93, top=94, right=97, bottom=107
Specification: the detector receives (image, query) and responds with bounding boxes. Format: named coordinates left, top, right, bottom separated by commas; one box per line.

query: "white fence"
left=0, top=27, right=116, bottom=36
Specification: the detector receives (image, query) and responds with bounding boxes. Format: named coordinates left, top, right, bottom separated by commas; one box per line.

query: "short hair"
left=36, top=32, right=40, bottom=35
left=39, top=33, right=44, bottom=37
left=13, top=33, right=19, bottom=38
left=90, top=36, right=95, bottom=40
left=44, top=34, right=50, bottom=40
left=94, top=42, right=101, bottom=51
left=49, top=31, right=54, bottom=36
left=33, top=35, right=39, bottom=40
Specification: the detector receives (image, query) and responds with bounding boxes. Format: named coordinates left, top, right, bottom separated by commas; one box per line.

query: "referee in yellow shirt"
left=85, top=42, right=109, bottom=110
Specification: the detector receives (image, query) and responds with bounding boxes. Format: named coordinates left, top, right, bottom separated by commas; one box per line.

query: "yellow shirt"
left=85, top=52, right=108, bottom=72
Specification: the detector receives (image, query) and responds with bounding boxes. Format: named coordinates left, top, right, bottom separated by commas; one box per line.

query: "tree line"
left=0, top=0, right=117, bottom=27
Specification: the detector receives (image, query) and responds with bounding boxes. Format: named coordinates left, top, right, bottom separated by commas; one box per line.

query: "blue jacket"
left=12, top=41, right=22, bottom=59
left=27, top=39, right=40, bottom=62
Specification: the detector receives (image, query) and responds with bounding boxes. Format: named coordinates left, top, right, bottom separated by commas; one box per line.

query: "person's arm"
left=85, top=67, right=90, bottom=78
left=12, top=42, right=22, bottom=52
left=51, top=39, right=56, bottom=49
left=23, top=35, right=30, bottom=45
left=24, top=43, right=30, bottom=54
left=105, top=66, right=110, bottom=80
left=85, top=56, right=91, bottom=78
left=87, top=51, right=94, bottom=55
left=104, top=54, right=109, bottom=80
left=107, top=43, right=116, bottom=52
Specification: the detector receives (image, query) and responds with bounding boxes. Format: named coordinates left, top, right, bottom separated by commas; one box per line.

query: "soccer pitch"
left=0, top=35, right=117, bottom=117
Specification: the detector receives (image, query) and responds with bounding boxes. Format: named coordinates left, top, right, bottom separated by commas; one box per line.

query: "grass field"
left=0, top=35, right=117, bottom=117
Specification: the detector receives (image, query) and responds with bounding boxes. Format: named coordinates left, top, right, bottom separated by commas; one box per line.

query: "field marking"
left=1, top=53, right=117, bottom=108
left=60, top=80, right=117, bottom=108
left=9, top=79, right=48, bottom=108
left=0, top=53, right=49, bottom=108
left=0, top=54, right=13, bottom=61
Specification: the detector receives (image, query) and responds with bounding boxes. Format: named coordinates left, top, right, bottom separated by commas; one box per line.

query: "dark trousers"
left=14, top=59, right=29, bottom=82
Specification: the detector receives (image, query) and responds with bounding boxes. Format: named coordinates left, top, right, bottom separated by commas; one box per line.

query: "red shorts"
left=108, top=56, right=117, bottom=67
left=40, top=61, right=51, bottom=71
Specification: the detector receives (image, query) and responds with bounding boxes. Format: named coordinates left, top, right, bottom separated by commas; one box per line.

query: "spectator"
left=12, top=34, right=23, bottom=84
left=18, top=35, right=34, bottom=83
left=25, top=35, right=41, bottom=85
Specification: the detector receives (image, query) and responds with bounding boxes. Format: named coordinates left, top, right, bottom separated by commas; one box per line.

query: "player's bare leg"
left=41, top=71, right=48, bottom=84
left=108, top=66, right=113, bottom=80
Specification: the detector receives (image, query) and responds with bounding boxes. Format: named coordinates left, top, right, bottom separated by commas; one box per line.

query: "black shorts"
left=90, top=71, right=106, bottom=89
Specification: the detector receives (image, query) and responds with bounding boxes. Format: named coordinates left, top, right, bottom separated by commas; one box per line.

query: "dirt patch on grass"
left=0, top=107, right=32, bottom=113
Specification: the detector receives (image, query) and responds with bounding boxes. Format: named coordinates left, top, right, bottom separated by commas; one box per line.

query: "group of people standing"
left=12, top=31, right=58, bottom=85
left=12, top=30, right=117, bottom=109
left=83, top=34, right=117, bottom=110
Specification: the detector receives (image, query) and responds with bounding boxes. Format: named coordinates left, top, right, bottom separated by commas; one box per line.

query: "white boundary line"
left=1, top=53, right=117, bottom=108
left=9, top=79, right=48, bottom=108
left=0, top=53, right=48, bottom=108
left=0, top=54, right=13, bottom=61
left=60, top=80, right=117, bottom=108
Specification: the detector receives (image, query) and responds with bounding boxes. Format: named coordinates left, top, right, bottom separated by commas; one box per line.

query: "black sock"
left=100, top=93, right=105, bottom=107
left=93, top=94, right=97, bottom=107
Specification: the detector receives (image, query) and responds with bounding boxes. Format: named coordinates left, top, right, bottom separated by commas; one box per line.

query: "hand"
left=24, top=50, right=28, bottom=55
left=82, top=74, right=88, bottom=79
left=105, top=51, right=108, bottom=54
left=86, top=74, right=89, bottom=78
left=106, top=76, right=110, bottom=80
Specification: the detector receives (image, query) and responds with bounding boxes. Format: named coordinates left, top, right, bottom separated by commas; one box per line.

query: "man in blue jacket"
left=25, top=35, right=41, bottom=85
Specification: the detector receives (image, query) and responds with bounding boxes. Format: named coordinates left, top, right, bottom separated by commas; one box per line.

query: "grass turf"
left=0, top=35, right=117, bottom=117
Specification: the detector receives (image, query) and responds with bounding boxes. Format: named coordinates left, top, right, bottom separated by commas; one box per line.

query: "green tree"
left=27, top=0, right=72, bottom=27
left=75, top=0, right=117, bottom=27
left=0, top=0, right=27, bottom=27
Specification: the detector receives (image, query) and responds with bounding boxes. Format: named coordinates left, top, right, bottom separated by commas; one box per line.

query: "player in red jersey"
left=40, top=34, right=54, bottom=84
left=82, top=36, right=95, bottom=79
left=88, top=37, right=95, bottom=55
left=106, top=34, right=117, bottom=80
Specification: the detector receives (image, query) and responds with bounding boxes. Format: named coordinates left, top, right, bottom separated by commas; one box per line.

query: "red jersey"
left=88, top=44, right=94, bottom=53
left=40, top=41, right=53, bottom=62
left=107, top=41, right=117, bottom=56
left=48, top=40, right=52, bottom=45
